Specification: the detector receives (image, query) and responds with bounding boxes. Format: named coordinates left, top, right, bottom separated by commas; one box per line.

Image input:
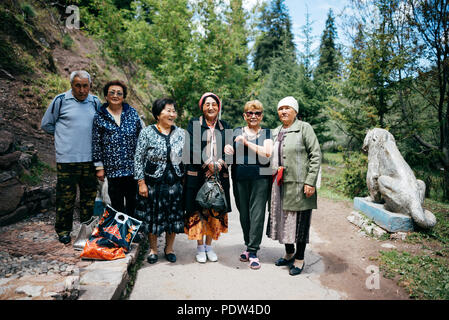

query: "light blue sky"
left=242, top=0, right=353, bottom=64
left=284, top=0, right=351, bottom=54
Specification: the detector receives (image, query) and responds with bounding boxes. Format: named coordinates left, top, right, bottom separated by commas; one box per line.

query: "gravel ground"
left=0, top=209, right=94, bottom=300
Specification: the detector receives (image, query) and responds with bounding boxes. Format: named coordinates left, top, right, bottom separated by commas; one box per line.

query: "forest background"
left=79, top=0, right=449, bottom=204
left=1, top=0, right=449, bottom=203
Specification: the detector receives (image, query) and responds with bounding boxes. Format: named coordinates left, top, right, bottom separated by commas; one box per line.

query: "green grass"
left=20, top=2, right=36, bottom=22
left=62, top=34, right=74, bottom=49
left=33, top=73, right=71, bottom=109
left=402, top=200, right=449, bottom=246
left=19, top=159, right=54, bottom=186
left=322, top=152, right=344, bottom=167
left=377, top=249, right=449, bottom=300
left=320, top=152, right=352, bottom=202
left=321, top=151, right=449, bottom=300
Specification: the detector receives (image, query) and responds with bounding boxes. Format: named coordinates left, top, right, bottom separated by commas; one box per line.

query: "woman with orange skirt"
left=183, top=92, right=231, bottom=263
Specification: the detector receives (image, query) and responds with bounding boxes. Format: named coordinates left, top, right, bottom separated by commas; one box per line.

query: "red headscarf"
left=198, top=92, right=221, bottom=112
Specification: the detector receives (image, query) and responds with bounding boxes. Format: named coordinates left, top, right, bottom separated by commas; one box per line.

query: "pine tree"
left=253, top=0, right=296, bottom=73
left=219, top=0, right=258, bottom=127
left=328, top=0, right=408, bottom=143
left=300, top=7, right=315, bottom=79
left=314, top=9, right=340, bottom=81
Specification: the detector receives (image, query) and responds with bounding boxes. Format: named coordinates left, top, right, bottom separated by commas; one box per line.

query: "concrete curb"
left=78, top=243, right=141, bottom=300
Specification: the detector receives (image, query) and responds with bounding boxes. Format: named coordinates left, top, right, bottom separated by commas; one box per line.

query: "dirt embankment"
left=0, top=1, right=159, bottom=169
left=0, top=1, right=161, bottom=227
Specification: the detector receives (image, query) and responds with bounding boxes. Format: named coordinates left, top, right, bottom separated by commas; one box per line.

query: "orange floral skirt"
left=184, top=209, right=228, bottom=240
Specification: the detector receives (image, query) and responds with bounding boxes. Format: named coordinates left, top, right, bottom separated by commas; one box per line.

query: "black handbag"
left=195, top=165, right=228, bottom=213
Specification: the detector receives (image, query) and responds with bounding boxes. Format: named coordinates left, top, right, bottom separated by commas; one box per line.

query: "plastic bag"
left=73, top=216, right=99, bottom=251
left=94, top=178, right=111, bottom=216
left=80, top=205, right=142, bottom=260
left=80, top=237, right=125, bottom=260
left=96, top=205, right=142, bottom=252
left=273, top=166, right=284, bottom=186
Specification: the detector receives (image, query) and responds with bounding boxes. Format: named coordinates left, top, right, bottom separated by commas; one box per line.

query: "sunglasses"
left=245, top=111, right=262, bottom=117
left=108, top=91, right=124, bottom=97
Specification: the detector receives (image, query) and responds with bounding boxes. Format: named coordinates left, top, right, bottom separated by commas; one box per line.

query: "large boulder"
left=0, top=177, right=25, bottom=217
left=0, top=151, right=21, bottom=170
left=0, top=130, right=14, bottom=155
left=0, top=135, right=55, bottom=226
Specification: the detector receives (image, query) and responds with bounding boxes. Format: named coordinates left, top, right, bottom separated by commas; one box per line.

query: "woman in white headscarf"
left=267, top=96, right=321, bottom=276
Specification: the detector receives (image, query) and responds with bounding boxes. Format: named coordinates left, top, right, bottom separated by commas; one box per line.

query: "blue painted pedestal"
left=353, top=197, right=414, bottom=232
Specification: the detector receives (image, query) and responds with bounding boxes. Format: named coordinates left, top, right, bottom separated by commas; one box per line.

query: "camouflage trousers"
left=55, top=162, right=97, bottom=237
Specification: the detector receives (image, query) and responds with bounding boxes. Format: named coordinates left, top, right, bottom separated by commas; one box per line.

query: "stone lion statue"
left=362, top=128, right=436, bottom=229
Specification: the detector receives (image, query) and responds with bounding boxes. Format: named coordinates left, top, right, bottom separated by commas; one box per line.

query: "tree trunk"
left=443, top=165, right=449, bottom=202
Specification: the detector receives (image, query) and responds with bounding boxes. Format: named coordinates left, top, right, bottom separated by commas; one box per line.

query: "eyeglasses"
left=108, top=91, right=123, bottom=97
left=245, top=111, right=262, bottom=117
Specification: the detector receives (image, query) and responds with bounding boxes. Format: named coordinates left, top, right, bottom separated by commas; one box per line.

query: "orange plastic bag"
left=80, top=237, right=126, bottom=260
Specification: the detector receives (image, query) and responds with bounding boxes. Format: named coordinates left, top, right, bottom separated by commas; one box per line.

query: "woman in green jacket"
left=267, top=96, right=321, bottom=276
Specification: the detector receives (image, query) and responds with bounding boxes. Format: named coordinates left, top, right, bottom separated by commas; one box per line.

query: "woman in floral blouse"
left=134, top=98, right=185, bottom=264
left=92, top=80, right=142, bottom=219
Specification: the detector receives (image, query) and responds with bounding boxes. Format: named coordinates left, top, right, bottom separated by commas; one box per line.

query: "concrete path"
left=129, top=186, right=346, bottom=300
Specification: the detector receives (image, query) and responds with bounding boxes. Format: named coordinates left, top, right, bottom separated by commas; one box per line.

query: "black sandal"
left=164, top=251, right=177, bottom=263
left=289, top=262, right=305, bottom=276
left=164, top=246, right=177, bottom=263
left=275, top=256, right=295, bottom=266
left=147, top=253, right=158, bottom=264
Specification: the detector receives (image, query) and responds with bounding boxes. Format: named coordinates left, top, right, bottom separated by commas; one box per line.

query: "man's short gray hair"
left=70, top=70, right=92, bottom=85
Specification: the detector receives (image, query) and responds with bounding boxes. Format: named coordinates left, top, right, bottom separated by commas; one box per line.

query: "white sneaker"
left=196, top=251, right=207, bottom=263
left=206, top=249, right=218, bottom=262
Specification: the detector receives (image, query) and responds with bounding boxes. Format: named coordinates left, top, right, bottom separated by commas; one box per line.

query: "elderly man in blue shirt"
left=41, top=70, right=101, bottom=244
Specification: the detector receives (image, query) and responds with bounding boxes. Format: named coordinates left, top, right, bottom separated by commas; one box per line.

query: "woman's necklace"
left=205, top=117, right=217, bottom=128
left=156, top=123, right=171, bottom=135
left=244, top=126, right=260, bottom=139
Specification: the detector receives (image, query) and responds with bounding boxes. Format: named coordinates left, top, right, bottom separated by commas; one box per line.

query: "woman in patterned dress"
left=267, top=96, right=321, bottom=276
left=183, top=92, right=232, bottom=263
left=134, top=98, right=185, bottom=264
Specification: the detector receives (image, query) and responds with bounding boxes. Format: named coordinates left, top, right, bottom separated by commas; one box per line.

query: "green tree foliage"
left=113, top=0, right=133, bottom=9
left=78, top=0, right=257, bottom=127
left=218, top=0, right=259, bottom=126
left=253, top=0, right=296, bottom=73
left=406, top=0, right=449, bottom=200
left=126, top=0, right=196, bottom=123
left=255, top=3, right=330, bottom=143
left=329, top=0, right=409, bottom=145
left=314, top=9, right=341, bottom=82
left=337, top=151, right=368, bottom=198
left=328, top=0, right=449, bottom=201
left=257, top=50, right=330, bottom=144
left=299, top=6, right=315, bottom=79
left=192, top=0, right=257, bottom=126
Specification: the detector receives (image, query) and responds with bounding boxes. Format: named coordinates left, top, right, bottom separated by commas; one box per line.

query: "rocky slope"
left=0, top=0, right=162, bottom=225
